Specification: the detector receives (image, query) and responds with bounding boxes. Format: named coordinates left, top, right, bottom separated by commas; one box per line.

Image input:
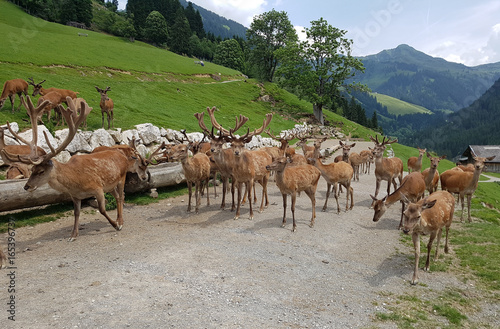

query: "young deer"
left=1, top=96, right=135, bottom=241
left=400, top=191, right=455, bottom=285
left=440, top=156, right=495, bottom=222
left=407, top=147, right=426, bottom=173
left=421, top=152, right=446, bottom=195
left=95, top=86, right=114, bottom=129
left=370, top=135, right=403, bottom=198
left=266, top=157, right=321, bottom=232
left=0, top=78, right=29, bottom=112
left=370, top=172, right=426, bottom=228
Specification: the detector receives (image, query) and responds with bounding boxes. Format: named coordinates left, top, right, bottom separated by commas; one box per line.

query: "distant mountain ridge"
left=179, top=0, right=247, bottom=39
left=355, top=44, right=500, bottom=112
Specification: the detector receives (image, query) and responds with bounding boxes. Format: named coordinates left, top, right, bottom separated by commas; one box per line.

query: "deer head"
left=28, top=77, right=46, bottom=97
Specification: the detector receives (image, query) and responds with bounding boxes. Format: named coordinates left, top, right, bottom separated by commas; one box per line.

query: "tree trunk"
left=313, top=103, right=324, bottom=125
left=0, top=163, right=185, bottom=212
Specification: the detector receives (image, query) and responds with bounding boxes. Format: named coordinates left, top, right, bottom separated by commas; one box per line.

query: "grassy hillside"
left=372, top=93, right=432, bottom=116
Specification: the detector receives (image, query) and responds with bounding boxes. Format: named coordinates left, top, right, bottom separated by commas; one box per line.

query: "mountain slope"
left=355, top=44, right=500, bottom=112
left=412, top=77, right=500, bottom=158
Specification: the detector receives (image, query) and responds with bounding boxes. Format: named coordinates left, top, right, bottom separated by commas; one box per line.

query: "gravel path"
left=0, top=141, right=486, bottom=328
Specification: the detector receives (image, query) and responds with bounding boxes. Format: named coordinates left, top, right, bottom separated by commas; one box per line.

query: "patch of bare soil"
left=0, top=141, right=495, bottom=328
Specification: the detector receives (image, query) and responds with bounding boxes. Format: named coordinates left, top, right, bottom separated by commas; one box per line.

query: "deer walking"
left=400, top=191, right=455, bottom=285
left=0, top=78, right=29, bottom=112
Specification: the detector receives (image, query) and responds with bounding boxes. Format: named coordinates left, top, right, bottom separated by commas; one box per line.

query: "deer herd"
left=0, top=78, right=496, bottom=284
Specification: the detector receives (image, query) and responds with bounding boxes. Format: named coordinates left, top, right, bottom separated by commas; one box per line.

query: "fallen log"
left=0, top=163, right=185, bottom=212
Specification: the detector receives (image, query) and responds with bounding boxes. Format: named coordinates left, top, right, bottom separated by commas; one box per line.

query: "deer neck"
left=424, top=166, right=436, bottom=185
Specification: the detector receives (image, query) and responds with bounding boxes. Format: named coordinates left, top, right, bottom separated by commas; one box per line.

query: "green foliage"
left=0, top=203, right=74, bottom=233
left=213, top=39, right=244, bottom=72
left=104, top=193, right=117, bottom=211
left=169, top=7, right=191, bottom=55
left=144, top=10, right=168, bottom=46
left=246, top=9, right=297, bottom=82
left=372, top=93, right=432, bottom=115
left=276, top=18, right=366, bottom=124
left=60, top=0, right=92, bottom=26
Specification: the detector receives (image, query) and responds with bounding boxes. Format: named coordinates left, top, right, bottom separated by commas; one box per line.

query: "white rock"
left=89, top=128, right=115, bottom=149
left=135, top=123, right=160, bottom=145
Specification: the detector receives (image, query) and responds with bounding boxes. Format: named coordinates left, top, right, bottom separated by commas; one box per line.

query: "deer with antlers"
left=0, top=78, right=29, bottom=112
left=266, top=156, right=321, bottom=232
left=95, top=86, right=114, bottom=129
left=370, top=135, right=404, bottom=198
left=28, top=77, right=78, bottom=104
left=400, top=191, right=455, bottom=285
left=1, top=96, right=142, bottom=241
left=407, top=147, right=426, bottom=173
left=440, top=156, right=495, bottom=222
left=422, top=152, right=446, bottom=195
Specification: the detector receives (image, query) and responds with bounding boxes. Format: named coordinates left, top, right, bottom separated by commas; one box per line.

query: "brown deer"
left=95, top=86, right=114, bottom=129
left=6, top=162, right=32, bottom=179
left=266, top=156, right=321, bottom=232
left=334, top=140, right=355, bottom=163
left=28, top=78, right=78, bottom=104
left=348, top=152, right=364, bottom=181
left=400, top=191, right=455, bottom=285
left=371, top=172, right=426, bottom=228
left=1, top=96, right=137, bottom=241
left=0, top=78, right=29, bottom=112
left=360, top=148, right=374, bottom=174
left=307, top=157, right=354, bottom=214
left=421, top=152, right=446, bottom=195
left=440, top=156, right=495, bottom=222
left=370, top=135, right=403, bottom=198
left=169, top=142, right=211, bottom=214
left=36, top=91, right=63, bottom=124
left=1, top=123, right=48, bottom=166
left=407, top=147, right=426, bottom=173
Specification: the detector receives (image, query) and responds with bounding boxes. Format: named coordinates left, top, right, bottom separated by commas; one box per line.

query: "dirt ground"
left=0, top=141, right=497, bottom=328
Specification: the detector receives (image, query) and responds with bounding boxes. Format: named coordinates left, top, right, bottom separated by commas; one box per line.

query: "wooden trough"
left=0, top=163, right=185, bottom=213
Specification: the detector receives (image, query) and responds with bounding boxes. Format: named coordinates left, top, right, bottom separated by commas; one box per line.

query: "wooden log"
left=0, top=163, right=185, bottom=212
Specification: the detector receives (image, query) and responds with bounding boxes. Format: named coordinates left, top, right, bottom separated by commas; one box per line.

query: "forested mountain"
left=179, top=0, right=247, bottom=39
left=355, top=44, right=500, bottom=112
left=406, top=77, right=500, bottom=159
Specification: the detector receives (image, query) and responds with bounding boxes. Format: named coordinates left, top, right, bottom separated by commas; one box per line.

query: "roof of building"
left=465, top=145, right=500, bottom=162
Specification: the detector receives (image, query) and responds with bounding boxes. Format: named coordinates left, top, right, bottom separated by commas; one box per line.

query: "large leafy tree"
left=60, top=0, right=92, bottom=26
left=213, top=39, right=244, bottom=72
left=144, top=10, right=168, bottom=46
left=169, top=7, right=191, bottom=55
left=276, top=18, right=366, bottom=124
left=246, top=10, right=296, bottom=82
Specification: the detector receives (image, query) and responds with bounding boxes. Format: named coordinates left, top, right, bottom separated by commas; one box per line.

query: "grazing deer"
left=1, top=96, right=138, bottom=241
left=407, top=147, right=426, bottom=173
left=400, top=191, right=455, bottom=285
left=371, top=172, right=426, bottom=228
left=28, top=78, right=78, bottom=104
left=440, top=156, right=495, bottom=222
left=421, top=152, right=446, bottom=195
left=308, top=157, right=353, bottom=214
left=170, top=142, right=211, bottom=214
left=0, top=78, right=29, bottom=112
left=95, top=86, right=114, bottom=129
left=266, top=157, right=321, bottom=232
left=370, top=135, right=403, bottom=198
left=36, top=91, right=63, bottom=124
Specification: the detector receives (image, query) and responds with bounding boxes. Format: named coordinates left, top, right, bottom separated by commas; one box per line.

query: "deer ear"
left=487, top=156, right=496, bottom=161
left=422, top=199, right=437, bottom=210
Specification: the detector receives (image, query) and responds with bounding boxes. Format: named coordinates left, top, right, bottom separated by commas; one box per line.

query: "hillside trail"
left=0, top=140, right=496, bottom=328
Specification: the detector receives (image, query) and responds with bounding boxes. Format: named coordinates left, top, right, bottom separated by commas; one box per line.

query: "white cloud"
left=294, top=25, right=307, bottom=42
left=198, top=0, right=268, bottom=26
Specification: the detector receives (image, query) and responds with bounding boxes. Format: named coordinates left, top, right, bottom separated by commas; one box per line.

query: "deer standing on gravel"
left=407, top=147, right=426, bottom=173
left=440, top=156, right=495, bottom=222
left=421, top=153, right=446, bottom=195
left=400, top=191, right=455, bottom=285
left=95, top=86, right=114, bottom=129
left=0, top=78, right=29, bottom=112
left=371, top=171, right=426, bottom=228
left=370, top=135, right=403, bottom=198
left=1, top=96, right=136, bottom=241
left=266, top=156, right=321, bottom=232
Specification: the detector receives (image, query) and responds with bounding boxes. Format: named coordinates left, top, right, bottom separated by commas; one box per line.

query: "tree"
left=246, top=10, right=297, bottom=82
left=185, top=1, right=204, bottom=38
left=213, top=39, right=244, bottom=72
left=60, top=0, right=92, bottom=26
left=276, top=18, right=366, bottom=124
left=169, top=7, right=192, bottom=55
left=144, top=11, right=168, bottom=46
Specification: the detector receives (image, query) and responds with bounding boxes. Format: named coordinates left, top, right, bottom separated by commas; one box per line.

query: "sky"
left=116, top=0, right=500, bottom=67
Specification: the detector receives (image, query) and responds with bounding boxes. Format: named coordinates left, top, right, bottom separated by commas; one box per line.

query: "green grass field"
left=372, top=92, right=433, bottom=115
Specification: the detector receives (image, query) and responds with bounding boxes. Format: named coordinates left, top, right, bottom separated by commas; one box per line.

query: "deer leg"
left=248, top=179, right=254, bottom=220
left=281, top=193, right=287, bottom=228
left=187, top=181, right=193, bottom=212
left=459, top=193, right=465, bottom=222
left=69, top=198, right=83, bottom=242
left=231, top=179, right=236, bottom=212
left=411, top=233, right=421, bottom=285
left=110, top=185, right=125, bottom=230
left=333, top=183, right=341, bottom=214
left=206, top=177, right=210, bottom=206
left=101, top=112, right=105, bottom=129
left=305, top=189, right=316, bottom=228
left=348, top=185, right=354, bottom=210
left=425, top=231, right=437, bottom=272
left=466, top=194, right=472, bottom=222
left=374, top=179, right=381, bottom=198
left=434, top=228, right=443, bottom=261
left=9, top=94, right=15, bottom=113
left=195, top=181, right=201, bottom=214
left=234, top=182, right=242, bottom=220
left=399, top=200, right=405, bottom=229
left=220, top=176, right=227, bottom=209
left=291, top=192, right=297, bottom=232
left=444, top=225, right=450, bottom=253
left=111, top=111, right=114, bottom=129
left=95, top=192, right=120, bottom=231
left=322, top=183, right=331, bottom=212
